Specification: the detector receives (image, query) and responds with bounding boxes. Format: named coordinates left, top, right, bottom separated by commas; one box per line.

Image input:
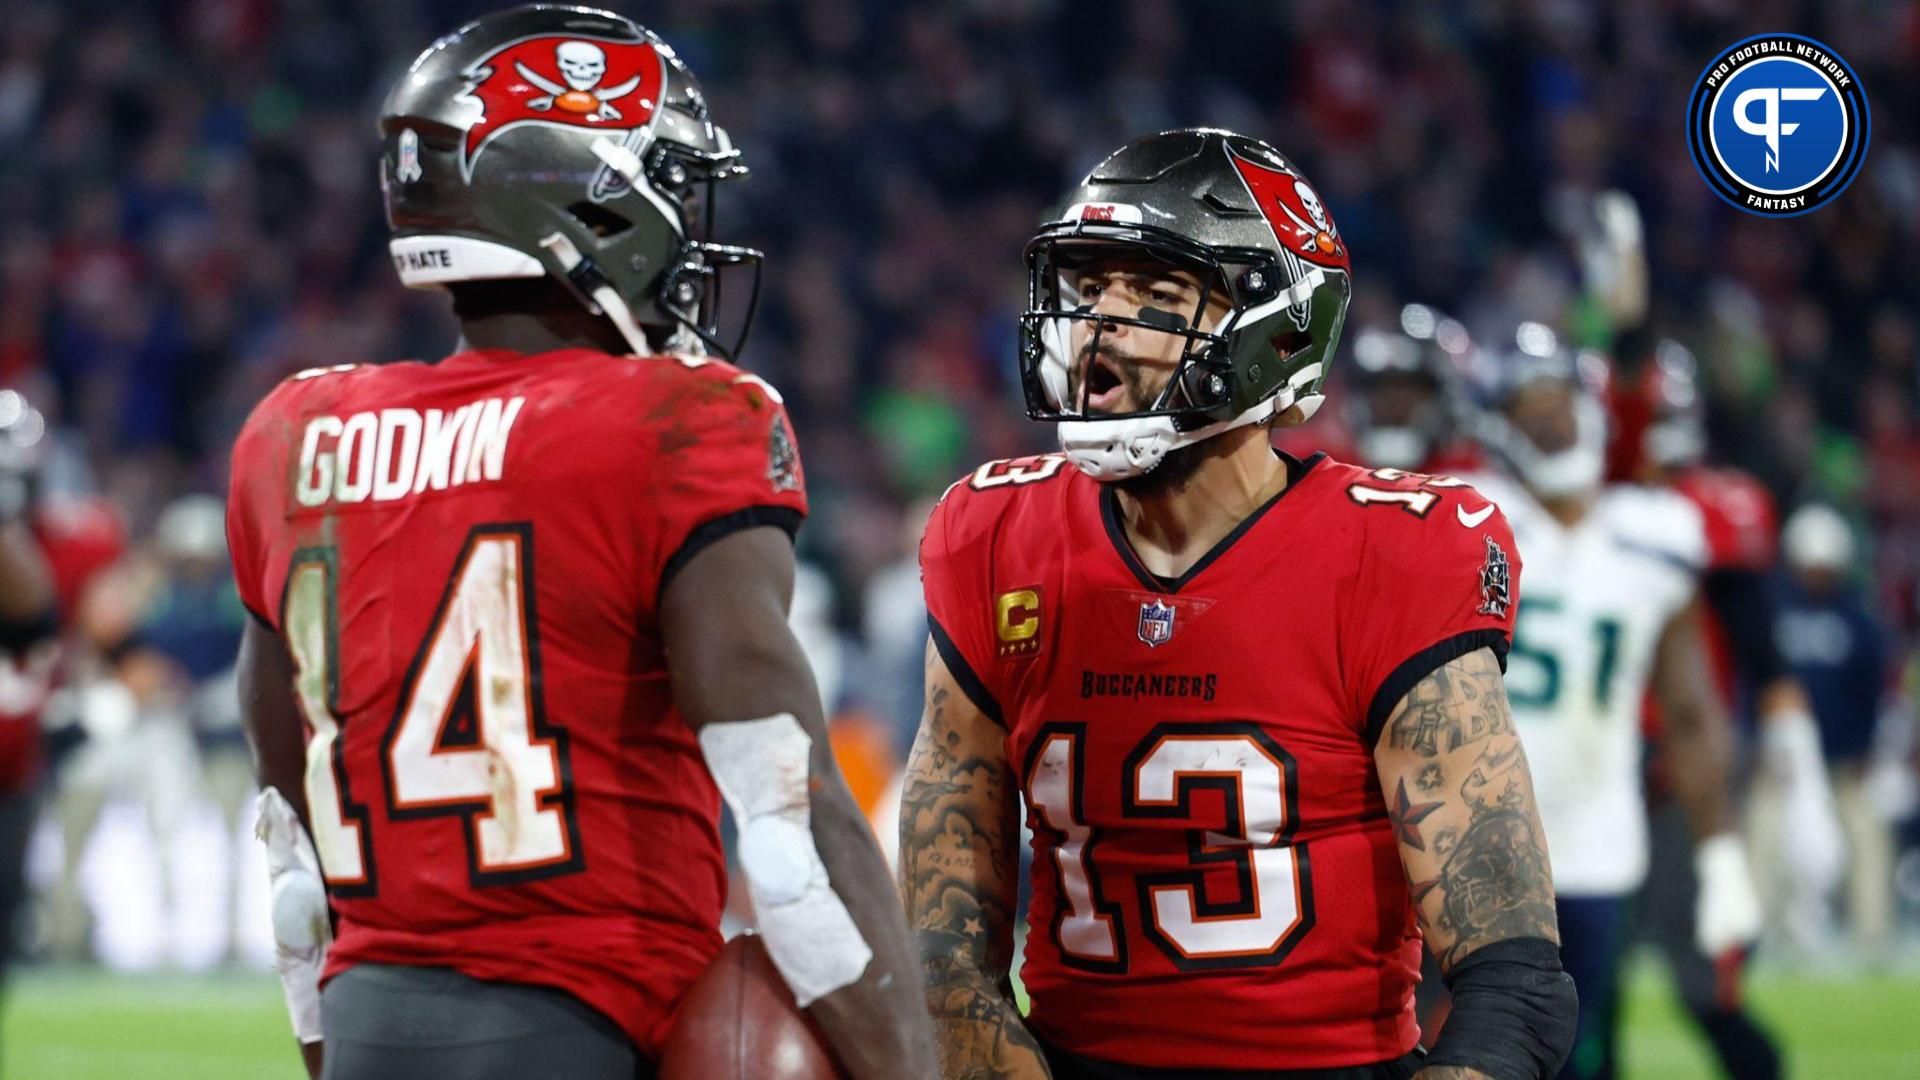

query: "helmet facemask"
left=1013, top=131, right=1353, bottom=481
left=1021, top=235, right=1245, bottom=423
left=578, top=136, right=764, bottom=359
left=1018, top=226, right=1329, bottom=481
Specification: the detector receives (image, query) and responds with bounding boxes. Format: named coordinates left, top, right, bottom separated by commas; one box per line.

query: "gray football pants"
left=321, top=963, right=653, bottom=1080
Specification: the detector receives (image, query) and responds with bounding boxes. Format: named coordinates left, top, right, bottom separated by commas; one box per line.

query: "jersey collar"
left=1099, top=450, right=1326, bottom=595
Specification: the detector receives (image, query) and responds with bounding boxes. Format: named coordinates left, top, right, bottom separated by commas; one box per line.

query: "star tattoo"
left=1389, top=777, right=1445, bottom=852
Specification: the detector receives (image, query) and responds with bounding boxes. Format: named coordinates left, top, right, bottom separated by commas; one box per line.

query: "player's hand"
left=258, top=789, right=332, bottom=1045
left=299, top=1040, right=323, bottom=1079
left=1694, top=833, right=1763, bottom=958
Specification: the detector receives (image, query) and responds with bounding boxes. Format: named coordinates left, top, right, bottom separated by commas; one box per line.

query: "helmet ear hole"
left=1268, top=329, right=1311, bottom=362
left=566, top=202, right=633, bottom=239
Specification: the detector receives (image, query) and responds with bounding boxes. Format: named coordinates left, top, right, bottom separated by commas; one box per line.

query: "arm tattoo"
left=1378, top=648, right=1559, bottom=971
left=1386, top=656, right=1511, bottom=758
left=901, top=641, right=1050, bottom=1079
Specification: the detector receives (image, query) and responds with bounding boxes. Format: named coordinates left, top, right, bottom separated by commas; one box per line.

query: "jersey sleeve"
left=918, top=482, right=1004, bottom=727
left=1345, top=482, right=1523, bottom=746
left=641, top=361, right=809, bottom=606
left=225, top=385, right=295, bottom=627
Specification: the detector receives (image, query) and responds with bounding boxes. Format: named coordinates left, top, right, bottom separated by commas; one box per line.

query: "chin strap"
left=1060, top=397, right=1280, bottom=480
left=1058, top=369, right=1325, bottom=481
left=537, top=232, right=652, bottom=357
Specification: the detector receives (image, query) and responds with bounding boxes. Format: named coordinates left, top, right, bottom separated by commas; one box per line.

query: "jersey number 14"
left=282, top=523, right=583, bottom=894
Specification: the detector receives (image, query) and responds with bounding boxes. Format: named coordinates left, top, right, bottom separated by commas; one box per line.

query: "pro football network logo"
left=455, top=35, right=667, bottom=184
left=1686, top=34, right=1869, bottom=217
left=1137, top=598, right=1176, bottom=648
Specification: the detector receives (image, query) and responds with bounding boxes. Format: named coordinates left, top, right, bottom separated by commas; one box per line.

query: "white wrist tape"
left=698, top=714, right=873, bottom=1006
left=1693, top=832, right=1762, bottom=957
left=256, top=787, right=332, bottom=1044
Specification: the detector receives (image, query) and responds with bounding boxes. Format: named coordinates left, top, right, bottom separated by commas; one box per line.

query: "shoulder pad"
left=1599, top=485, right=1707, bottom=570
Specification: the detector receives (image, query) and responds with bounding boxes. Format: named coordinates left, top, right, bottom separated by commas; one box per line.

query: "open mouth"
left=1081, top=354, right=1126, bottom=413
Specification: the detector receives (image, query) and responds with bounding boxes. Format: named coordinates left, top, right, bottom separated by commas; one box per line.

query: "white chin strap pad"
left=1060, top=396, right=1281, bottom=481
left=698, top=714, right=873, bottom=1006
left=256, top=787, right=332, bottom=1044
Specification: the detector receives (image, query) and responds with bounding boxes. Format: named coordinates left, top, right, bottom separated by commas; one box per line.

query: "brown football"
left=659, top=933, right=849, bottom=1080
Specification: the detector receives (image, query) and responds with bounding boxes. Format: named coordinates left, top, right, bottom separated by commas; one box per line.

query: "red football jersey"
left=1642, top=465, right=1778, bottom=742
left=1671, top=466, right=1776, bottom=573
left=0, top=499, right=124, bottom=792
left=920, top=452, right=1521, bottom=1070
left=226, top=348, right=806, bottom=1056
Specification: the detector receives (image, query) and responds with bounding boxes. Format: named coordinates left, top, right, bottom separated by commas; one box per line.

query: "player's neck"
left=455, top=310, right=635, bottom=357
left=1111, top=427, right=1287, bottom=580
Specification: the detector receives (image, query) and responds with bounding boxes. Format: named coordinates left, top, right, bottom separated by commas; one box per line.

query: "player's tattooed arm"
left=1375, top=647, right=1559, bottom=972
left=1650, top=598, right=1737, bottom=839
left=901, top=638, right=1052, bottom=1080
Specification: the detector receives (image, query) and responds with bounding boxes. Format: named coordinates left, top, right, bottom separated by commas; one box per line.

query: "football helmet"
left=1468, top=322, right=1610, bottom=498
left=1606, top=338, right=1705, bottom=480
left=0, top=389, right=45, bottom=522
left=1019, top=129, right=1352, bottom=480
left=1344, top=303, right=1471, bottom=471
left=379, top=5, right=761, bottom=358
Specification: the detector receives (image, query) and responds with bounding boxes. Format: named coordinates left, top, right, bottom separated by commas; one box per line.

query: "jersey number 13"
left=1025, top=721, right=1313, bottom=973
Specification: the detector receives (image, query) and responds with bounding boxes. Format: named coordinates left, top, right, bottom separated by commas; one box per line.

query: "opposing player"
left=0, top=393, right=57, bottom=1021
left=227, top=8, right=934, bottom=1078
left=1462, top=327, right=1763, bottom=1080
left=903, top=129, right=1575, bottom=1080
left=1342, top=304, right=1484, bottom=476
left=1607, top=342, right=1836, bottom=1079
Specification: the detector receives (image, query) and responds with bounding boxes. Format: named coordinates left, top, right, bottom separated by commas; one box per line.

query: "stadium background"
left=3, top=0, right=1919, bottom=1076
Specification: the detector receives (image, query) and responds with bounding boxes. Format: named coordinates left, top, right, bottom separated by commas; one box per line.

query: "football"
left=658, top=933, right=848, bottom=1080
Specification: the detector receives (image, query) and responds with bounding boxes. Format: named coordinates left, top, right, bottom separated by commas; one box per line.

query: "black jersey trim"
left=1100, top=451, right=1326, bottom=595
left=928, top=614, right=1005, bottom=729
left=656, top=505, right=804, bottom=608
left=1366, top=629, right=1512, bottom=749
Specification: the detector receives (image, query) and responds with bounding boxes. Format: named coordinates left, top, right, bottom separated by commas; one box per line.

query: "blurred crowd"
left=2, top=0, right=1920, bottom=970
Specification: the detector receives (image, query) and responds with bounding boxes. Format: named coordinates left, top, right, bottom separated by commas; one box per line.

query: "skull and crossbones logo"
left=1274, top=178, right=1342, bottom=259
left=516, top=41, right=642, bottom=120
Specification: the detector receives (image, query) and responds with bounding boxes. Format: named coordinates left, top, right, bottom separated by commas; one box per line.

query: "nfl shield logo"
left=1137, top=599, right=1176, bottom=648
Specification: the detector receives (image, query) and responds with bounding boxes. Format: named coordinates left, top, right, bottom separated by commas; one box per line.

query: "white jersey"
left=1468, top=473, right=1705, bottom=897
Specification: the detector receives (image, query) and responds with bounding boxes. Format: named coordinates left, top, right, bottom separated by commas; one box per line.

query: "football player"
left=227, top=8, right=934, bottom=1079
left=1342, top=304, right=1483, bottom=476
left=1461, top=327, right=1764, bottom=1080
left=902, top=130, right=1576, bottom=1080
left=1608, top=341, right=1840, bottom=1079
left=0, top=392, right=57, bottom=1012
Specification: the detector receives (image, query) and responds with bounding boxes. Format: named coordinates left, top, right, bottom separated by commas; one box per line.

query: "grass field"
left=4, top=958, right=1918, bottom=1079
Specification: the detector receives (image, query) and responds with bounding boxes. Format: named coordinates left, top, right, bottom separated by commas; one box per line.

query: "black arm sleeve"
left=1425, top=937, right=1578, bottom=1080
left=1700, top=567, right=1788, bottom=688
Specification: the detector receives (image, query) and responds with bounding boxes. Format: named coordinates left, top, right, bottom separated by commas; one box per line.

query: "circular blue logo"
left=1687, top=34, right=1869, bottom=217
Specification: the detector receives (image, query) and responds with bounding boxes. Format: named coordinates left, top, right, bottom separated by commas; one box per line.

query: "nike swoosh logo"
left=1457, top=504, right=1495, bottom=528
